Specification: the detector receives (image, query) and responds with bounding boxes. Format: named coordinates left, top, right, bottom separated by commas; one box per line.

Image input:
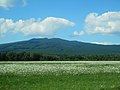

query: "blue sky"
left=0, top=0, right=120, bottom=45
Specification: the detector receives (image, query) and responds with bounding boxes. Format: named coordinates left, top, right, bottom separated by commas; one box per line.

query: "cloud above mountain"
left=90, top=42, right=120, bottom=45
left=74, top=11, right=120, bottom=36
left=0, top=17, right=75, bottom=37
left=73, top=31, right=84, bottom=36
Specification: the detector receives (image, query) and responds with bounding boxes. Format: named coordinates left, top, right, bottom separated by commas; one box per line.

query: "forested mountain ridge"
left=0, top=38, right=120, bottom=55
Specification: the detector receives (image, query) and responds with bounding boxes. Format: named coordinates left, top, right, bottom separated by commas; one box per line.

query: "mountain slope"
left=0, top=38, right=120, bottom=55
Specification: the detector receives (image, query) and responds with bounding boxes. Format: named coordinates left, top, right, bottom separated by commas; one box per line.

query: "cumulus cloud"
left=73, top=31, right=84, bottom=36
left=84, top=12, right=120, bottom=35
left=0, top=17, right=75, bottom=37
left=0, top=0, right=27, bottom=9
left=73, top=12, right=120, bottom=36
left=0, top=0, right=15, bottom=9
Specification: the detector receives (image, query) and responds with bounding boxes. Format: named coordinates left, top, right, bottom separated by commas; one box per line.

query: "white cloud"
left=0, top=17, right=75, bottom=37
left=90, top=42, right=120, bottom=45
left=90, top=42, right=113, bottom=45
left=76, top=12, right=120, bottom=36
left=73, top=31, right=84, bottom=36
left=0, top=0, right=15, bottom=9
left=0, top=0, right=27, bottom=9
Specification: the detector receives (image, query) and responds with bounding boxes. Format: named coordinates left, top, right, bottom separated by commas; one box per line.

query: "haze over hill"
left=0, top=38, right=120, bottom=55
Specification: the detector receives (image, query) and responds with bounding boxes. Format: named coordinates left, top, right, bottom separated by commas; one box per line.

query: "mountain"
left=0, top=38, right=120, bottom=55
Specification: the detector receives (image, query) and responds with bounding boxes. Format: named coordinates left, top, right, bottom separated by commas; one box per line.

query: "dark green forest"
left=0, top=52, right=120, bottom=61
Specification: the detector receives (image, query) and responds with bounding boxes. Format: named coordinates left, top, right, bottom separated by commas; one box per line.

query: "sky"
left=0, top=0, right=120, bottom=45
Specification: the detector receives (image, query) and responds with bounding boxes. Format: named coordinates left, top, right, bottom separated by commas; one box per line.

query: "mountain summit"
left=0, top=38, right=120, bottom=55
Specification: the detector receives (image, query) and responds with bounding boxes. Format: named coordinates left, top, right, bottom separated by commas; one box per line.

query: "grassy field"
left=0, top=61, right=120, bottom=90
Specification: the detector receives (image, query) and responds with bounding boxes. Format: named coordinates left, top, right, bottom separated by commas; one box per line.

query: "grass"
left=0, top=61, right=120, bottom=90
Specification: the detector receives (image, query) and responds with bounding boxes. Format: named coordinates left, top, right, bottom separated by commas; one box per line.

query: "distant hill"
left=0, top=38, right=120, bottom=55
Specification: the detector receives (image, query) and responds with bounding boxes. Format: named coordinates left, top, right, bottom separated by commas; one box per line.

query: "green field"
left=0, top=61, right=120, bottom=90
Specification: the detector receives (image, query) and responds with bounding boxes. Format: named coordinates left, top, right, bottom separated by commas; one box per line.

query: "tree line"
left=0, top=52, right=120, bottom=61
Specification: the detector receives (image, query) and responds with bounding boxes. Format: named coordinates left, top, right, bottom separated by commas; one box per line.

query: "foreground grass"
left=0, top=61, right=120, bottom=90
left=1, top=73, right=120, bottom=90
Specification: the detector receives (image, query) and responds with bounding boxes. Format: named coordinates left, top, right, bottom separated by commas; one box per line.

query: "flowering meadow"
left=0, top=61, right=120, bottom=90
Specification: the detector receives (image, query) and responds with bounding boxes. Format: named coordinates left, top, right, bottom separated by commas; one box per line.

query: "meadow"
left=0, top=61, right=120, bottom=90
